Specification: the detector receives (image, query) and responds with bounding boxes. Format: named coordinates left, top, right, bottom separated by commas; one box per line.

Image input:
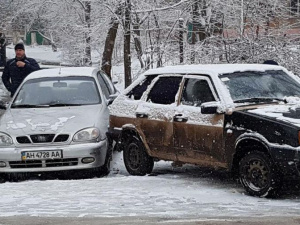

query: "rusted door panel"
left=109, top=115, right=136, bottom=129
left=135, top=103, right=177, bottom=161
left=174, top=106, right=225, bottom=166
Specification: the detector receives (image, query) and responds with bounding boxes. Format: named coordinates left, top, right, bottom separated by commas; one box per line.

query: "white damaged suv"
left=108, top=64, right=300, bottom=197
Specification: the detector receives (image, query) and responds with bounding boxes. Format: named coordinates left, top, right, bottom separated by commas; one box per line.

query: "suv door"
left=136, top=75, right=183, bottom=161
left=174, top=75, right=226, bottom=168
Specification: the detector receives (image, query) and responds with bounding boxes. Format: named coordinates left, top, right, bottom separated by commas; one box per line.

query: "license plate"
left=21, top=150, right=62, bottom=160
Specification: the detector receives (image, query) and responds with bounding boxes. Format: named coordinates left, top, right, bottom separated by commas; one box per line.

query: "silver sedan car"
left=0, top=67, right=118, bottom=180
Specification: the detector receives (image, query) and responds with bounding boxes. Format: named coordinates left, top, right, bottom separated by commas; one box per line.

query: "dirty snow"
left=1, top=46, right=300, bottom=220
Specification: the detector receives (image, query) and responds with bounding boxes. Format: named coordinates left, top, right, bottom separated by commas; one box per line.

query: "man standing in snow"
left=2, top=43, right=40, bottom=97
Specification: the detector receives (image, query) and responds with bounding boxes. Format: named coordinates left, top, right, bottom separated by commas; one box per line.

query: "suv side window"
left=97, top=72, right=111, bottom=99
left=126, top=75, right=157, bottom=100
left=181, top=78, right=215, bottom=106
left=147, top=76, right=182, bottom=104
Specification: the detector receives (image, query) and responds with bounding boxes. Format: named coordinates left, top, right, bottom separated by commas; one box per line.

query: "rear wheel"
left=239, top=151, right=281, bottom=197
left=123, top=135, right=154, bottom=175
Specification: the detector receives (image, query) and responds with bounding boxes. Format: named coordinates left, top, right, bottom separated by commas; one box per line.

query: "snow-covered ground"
left=1, top=46, right=300, bottom=221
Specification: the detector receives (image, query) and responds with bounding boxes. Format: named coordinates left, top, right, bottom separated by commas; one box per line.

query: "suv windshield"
left=12, top=76, right=101, bottom=108
left=219, top=70, right=300, bottom=103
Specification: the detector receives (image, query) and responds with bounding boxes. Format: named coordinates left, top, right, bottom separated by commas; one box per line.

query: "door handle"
left=136, top=112, right=148, bottom=118
left=173, top=114, right=188, bottom=122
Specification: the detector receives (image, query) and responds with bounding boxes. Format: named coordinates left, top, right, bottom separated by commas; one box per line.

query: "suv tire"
left=123, top=135, right=154, bottom=175
left=239, top=151, right=281, bottom=197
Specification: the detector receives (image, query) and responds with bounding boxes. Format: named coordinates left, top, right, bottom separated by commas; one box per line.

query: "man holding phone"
left=2, top=43, right=40, bottom=97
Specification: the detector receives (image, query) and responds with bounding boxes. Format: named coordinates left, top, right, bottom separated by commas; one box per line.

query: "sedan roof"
left=24, top=67, right=98, bottom=82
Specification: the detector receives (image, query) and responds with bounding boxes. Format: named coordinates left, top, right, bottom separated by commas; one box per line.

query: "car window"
left=220, top=70, right=300, bottom=101
left=12, top=76, right=101, bottom=107
left=181, top=78, right=216, bottom=106
left=126, top=75, right=157, bottom=100
left=97, top=72, right=111, bottom=99
left=147, top=76, right=182, bottom=104
left=99, top=71, right=115, bottom=94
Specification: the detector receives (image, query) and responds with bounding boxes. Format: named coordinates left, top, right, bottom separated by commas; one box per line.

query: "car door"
left=136, top=75, right=183, bottom=161
left=173, top=75, right=226, bottom=167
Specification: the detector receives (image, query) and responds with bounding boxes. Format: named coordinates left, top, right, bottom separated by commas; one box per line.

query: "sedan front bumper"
left=0, top=140, right=107, bottom=173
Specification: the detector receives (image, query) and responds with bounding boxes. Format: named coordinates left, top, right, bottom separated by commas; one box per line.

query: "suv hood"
left=243, top=103, right=300, bottom=127
left=0, top=105, right=102, bottom=135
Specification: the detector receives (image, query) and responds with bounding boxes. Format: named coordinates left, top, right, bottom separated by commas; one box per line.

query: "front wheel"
left=123, top=135, right=154, bottom=175
left=239, top=151, right=281, bottom=197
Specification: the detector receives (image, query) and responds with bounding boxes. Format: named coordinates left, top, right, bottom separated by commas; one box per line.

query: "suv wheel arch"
left=119, top=127, right=151, bottom=155
left=231, top=137, right=271, bottom=177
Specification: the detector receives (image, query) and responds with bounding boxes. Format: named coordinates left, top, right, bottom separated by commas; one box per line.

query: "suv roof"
left=142, top=64, right=285, bottom=77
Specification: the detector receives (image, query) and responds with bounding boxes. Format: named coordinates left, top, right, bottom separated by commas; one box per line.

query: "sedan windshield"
left=12, top=76, right=101, bottom=108
left=219, top=70, right=300, bottom=103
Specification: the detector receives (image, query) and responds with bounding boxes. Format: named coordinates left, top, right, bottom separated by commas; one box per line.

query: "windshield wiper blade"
left=11, top=104, right=50, bottom=108
left=234, top=97, right=286, bottom=103
left=49, top=103, right=82, bottom=107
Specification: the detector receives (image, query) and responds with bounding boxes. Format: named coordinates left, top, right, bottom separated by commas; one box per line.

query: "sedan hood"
left=244, top=103, right=300, bottom=127
left=0, top=105, right=103, bottom=135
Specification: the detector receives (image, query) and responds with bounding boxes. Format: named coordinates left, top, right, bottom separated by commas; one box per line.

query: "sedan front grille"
left=16, top=136, right=31, bottom=144
left=31, top=134, right=55, bottom=143
left=9, top=158, right=78, bottom=168
left=16, top=134, right=70, bottom=144
left=54, top=134, right=69, bottom=142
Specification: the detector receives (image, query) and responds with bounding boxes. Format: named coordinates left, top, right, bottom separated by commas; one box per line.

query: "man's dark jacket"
left=2, top=56, right=40, bottom=97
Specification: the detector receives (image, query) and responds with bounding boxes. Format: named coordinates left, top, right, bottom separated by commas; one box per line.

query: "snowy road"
left=1, top=152, right=300, bottom=222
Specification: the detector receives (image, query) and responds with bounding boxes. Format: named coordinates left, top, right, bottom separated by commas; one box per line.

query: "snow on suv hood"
left=247, top=103, right=300, bottom=127
left=0, top=105, right=102, bottom=135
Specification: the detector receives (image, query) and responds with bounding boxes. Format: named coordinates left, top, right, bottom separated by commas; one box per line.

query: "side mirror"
left=0, top=100, right=7, bottom=110
left=107, top=93, right=119, bottom=105
left=201, top=102, right=224, bottom=114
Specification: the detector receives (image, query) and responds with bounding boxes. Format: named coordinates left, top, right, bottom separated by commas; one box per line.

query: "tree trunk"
left=124, top=0, right=132, bottom=88
left=101, top=18, right=119, bottom=79
left=84, top=1, right=92, bottom=66
left=179, top=18, right=184, bottom=64
left=153, top=13, right=162, bottom=68
left=190, top=0, right=199, bottom=63
left=132, top=14, right=144, bottom=69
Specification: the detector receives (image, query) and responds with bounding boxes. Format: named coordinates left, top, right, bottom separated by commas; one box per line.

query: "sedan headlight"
left=73, top=128, right=100, bottom=142
left=0, top=132, right=13, bottom=146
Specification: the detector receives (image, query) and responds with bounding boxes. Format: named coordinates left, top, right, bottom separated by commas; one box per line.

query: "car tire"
left=99, top=141, right=113, bottom=177
left=93, top=141, right=113, bottom=178
left=239, top=151, right=281, bottom=197
left=123, top=135, right=154, bottom=176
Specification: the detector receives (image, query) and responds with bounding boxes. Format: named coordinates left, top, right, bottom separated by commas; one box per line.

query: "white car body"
left=0, top=67, right=117, bottom=177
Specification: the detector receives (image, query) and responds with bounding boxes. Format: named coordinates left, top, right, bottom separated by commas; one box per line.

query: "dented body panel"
left=108, top=64, right=300, bottom=180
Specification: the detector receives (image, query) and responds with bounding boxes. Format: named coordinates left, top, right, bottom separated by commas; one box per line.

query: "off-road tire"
left=123, top=135, right=154, bottom=175
left=239, top=151, right=281, bottom=197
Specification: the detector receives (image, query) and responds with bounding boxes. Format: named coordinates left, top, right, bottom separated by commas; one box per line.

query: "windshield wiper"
left=11, top=104, right=50, bottom=108
left=49, top=103, right=82, bottom=107
left=234, top=97, right=286, bottom=104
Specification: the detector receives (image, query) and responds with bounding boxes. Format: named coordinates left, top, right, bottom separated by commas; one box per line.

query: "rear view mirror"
left=201, top=102, right=224, bottom=114
left=107, top=93, right=119, bottom=105
left=53, top=82, right=67, bottom=88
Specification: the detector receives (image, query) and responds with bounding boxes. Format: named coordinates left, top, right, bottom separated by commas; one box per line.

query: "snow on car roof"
left=142, top=64, right=285, bottom=77
left=24, top=67, right=98, bottom=81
